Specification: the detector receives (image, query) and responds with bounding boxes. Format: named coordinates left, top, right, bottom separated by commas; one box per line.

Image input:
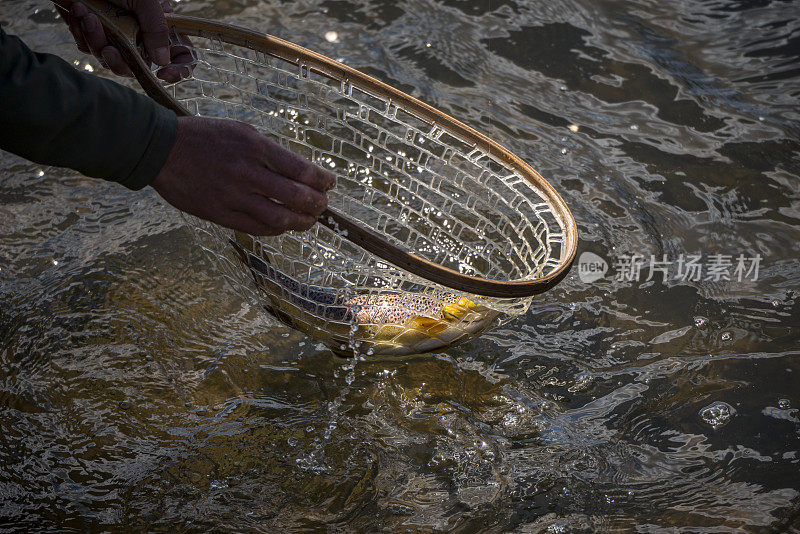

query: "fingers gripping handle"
left=51, top=0, right=192, bottom=116
left=52, top=0, right=140, bottom=43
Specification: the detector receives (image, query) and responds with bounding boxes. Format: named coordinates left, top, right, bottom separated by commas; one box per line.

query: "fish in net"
left=163, top=29, right=574, bottom=356
left=52, top=1, right=576, bottom=356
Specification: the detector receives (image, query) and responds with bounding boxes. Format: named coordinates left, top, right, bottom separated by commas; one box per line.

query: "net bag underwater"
left=54, top=1, right=578, bottom=356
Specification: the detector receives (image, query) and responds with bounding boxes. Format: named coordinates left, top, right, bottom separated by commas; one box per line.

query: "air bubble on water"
left=699, top=401, right=736, bottom=429
left=559, top=85, right=567, bottom=91
left=693, top=316, right=707, bottom=327
left=288, top=437, right=298, bottom=447
left=629, top=124, right=638, bottom=130
left=772, top=299, right=781, bottom=307
left=366, top=347, right=375, bottom=356
left=560, top=148, right=567, bottom=154
left=721, top=331, right=731, bottom=341
left=778, top=399, right=791, bottom=409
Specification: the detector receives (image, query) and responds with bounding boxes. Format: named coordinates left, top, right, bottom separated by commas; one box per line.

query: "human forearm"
left=0, top=27, right=176, bottom=190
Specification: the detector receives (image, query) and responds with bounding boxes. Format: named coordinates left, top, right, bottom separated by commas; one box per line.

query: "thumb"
left=126, top=0, right=170, bottom=66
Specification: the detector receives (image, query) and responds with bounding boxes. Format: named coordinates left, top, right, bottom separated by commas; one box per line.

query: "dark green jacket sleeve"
left=0, top=26, right=177, bottom=190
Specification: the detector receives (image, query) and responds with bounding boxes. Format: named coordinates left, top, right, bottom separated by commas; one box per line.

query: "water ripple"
left=1, top=0, right=798, bottom=530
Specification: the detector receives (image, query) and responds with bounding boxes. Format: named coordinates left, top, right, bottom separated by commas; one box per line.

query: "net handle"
left=52, top=0, right=577, bottom=298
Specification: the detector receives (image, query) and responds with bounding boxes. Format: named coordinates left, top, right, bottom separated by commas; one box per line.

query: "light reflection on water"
left=1, top=0, right=799, bottom=531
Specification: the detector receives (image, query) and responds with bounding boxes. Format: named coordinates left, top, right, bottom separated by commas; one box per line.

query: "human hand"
left=57, top=0, right=193, bottom=81
left=151, top=117, right=337, bottom=236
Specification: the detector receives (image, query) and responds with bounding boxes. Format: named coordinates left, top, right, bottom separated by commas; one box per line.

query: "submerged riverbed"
left=1, top=0, right=799, bottom=531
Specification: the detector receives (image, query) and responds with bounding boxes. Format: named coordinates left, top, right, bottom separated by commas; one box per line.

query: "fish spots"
left=346, top=292, right=465, bottom=324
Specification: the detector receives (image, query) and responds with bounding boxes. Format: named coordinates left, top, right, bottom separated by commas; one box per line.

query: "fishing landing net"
left=153, top=24, right=575, bottom=356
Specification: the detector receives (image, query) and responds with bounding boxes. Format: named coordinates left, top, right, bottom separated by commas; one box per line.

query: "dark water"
left=2, top=0, right=799, bottom=531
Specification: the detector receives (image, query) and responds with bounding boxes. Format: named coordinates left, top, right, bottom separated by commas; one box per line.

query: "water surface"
left=1, top=0, right=799, bottom=531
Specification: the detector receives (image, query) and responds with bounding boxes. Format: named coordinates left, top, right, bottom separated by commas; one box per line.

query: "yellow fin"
left=442, top=304, right=466, bottom=320
left=458, top=297, right=477, bottom=309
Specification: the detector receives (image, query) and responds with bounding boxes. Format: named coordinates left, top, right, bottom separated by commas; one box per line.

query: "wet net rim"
left=162, top=14, right=578, bottom=294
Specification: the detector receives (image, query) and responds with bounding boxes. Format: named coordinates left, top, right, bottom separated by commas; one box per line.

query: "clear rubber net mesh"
left=156, top=31, right=567, bottom=356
